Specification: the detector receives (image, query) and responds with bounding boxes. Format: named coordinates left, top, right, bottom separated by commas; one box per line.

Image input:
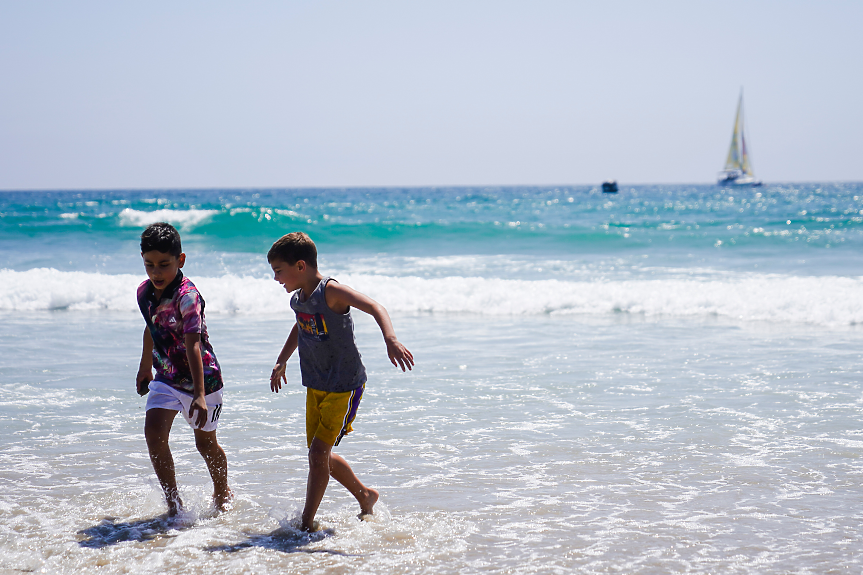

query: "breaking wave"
left=117, top=208, right=219, bottom=229
left=2, top=268, right=862, bottom=326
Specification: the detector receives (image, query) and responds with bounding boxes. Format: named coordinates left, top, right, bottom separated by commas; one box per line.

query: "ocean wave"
left=2, top=268, right=862, bottom=326
left=0, top=269, right=289, bottom=313
left=117, top=208, right=219, bottom=229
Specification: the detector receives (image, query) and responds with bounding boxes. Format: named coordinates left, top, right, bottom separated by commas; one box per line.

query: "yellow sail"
left=724, top=94, right=743, bottom=171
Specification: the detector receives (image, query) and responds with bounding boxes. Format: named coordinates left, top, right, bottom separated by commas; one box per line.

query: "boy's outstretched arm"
left=136, top=327, right=154, bottom=396
left=326, top=283, right=414, bottom=371
left=271, top=323, right=298, bottom=393
left=185, top=333, right=208, bottom=429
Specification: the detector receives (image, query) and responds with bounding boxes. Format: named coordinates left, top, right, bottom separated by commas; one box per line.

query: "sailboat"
left=717, top=91, right=762, bottom=186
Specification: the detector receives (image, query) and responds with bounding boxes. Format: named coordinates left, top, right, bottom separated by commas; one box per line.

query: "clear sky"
left=1, top=1, right=861, bottom=189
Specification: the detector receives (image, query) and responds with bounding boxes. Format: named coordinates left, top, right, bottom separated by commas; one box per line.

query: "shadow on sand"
left=204, top=526, right=360, bottom=557
left=77, top=515, right=194, bottom=548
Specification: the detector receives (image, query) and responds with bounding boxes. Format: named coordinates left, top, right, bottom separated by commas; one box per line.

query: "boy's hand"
left=271, top=362, right=287, bottom=392
left=386, top=338, right=414, bottom=372
left=136, top=369, right=153, bottom=396
left=189, top=395, right=208, bottom=429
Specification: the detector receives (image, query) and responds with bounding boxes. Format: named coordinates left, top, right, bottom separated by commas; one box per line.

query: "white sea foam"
left=0, top=269, right=142, bottom=311
left=2, top=267, right=863, bottom=326
left=0, top=269, right=288, bottom=313
left=117, top=208, right=219, bottom=229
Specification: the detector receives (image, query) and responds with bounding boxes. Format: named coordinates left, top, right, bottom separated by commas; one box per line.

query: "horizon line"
left=2, top=179, right=862, bottom=193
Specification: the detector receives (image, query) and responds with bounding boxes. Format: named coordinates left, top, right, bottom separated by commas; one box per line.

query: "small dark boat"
left=601, top=180, right=618, bottom=193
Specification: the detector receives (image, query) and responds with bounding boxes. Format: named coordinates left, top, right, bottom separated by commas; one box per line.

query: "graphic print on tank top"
left=297, top=312, right=329, bottom=342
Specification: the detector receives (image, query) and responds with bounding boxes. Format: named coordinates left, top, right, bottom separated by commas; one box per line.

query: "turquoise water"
left=3, top=183, right=863, bottom=271
left=4, top=184, right=863, bottom=322
left=2, top=184, right=863, bottom=573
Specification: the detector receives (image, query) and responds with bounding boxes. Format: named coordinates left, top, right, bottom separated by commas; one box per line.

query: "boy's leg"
left=329, top=452, right=378, bottom=517
left=192, top=428, right=232, bottom=510
left=302, top=437, right=332, bottom=531
left=144, top=408, right=182, bottom=515
left=302, top=438, right=379, bottom=530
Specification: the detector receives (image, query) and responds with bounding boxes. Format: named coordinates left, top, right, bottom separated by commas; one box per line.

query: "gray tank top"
left=291, top=277, right=367, bottom=393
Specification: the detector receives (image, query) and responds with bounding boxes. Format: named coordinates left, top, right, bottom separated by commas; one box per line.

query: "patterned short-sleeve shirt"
left=137, top=271, right=223, bottom=395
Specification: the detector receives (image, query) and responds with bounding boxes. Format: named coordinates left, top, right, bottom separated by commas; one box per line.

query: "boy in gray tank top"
left=267, top=232, right=414, bottom=532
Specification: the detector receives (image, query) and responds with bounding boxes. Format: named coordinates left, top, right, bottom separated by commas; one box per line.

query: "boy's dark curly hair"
left=140, top=222, right=182, bottom=257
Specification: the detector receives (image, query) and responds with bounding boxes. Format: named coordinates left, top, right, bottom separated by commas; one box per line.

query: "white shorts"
left=145, top=380, right=224, bottom=432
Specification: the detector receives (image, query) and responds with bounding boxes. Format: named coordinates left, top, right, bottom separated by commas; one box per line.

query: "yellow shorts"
left=305, top=384, right=365, bottom=448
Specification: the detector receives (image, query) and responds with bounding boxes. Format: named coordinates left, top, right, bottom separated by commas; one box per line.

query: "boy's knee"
left=308, top=439, right=332, bottom=467
left=144, top=409, right=176, bottom=445
left=144, top=423, right=168, bottom=446
left=195, top=434, right=215, bottom=453
left=194, top=431, right=222, bottom=455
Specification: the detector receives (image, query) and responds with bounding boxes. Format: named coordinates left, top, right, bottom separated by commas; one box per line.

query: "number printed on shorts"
left=211, top=404, right=222, bottom=423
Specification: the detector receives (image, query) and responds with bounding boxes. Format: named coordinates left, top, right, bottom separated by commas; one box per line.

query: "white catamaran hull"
left=717, top=169, right=761, bottom=186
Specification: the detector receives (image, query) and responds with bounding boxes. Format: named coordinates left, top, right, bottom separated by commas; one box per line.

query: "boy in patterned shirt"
left=268, top=232, right=414, bottom=531
left=135, top=222, right=232, bottom=515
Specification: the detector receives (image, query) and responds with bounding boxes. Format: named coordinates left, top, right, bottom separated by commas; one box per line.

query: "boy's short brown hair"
left=267, top=232, right=318, bottom=268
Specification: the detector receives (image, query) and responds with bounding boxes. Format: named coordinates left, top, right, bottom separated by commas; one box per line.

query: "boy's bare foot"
left=358, top=487, right=379, bottom=518
left=214, top=487, right=234, bottom=512
left=300, top=519, right=320, bottom=532
left=166, top=493, right=183, bottom=517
